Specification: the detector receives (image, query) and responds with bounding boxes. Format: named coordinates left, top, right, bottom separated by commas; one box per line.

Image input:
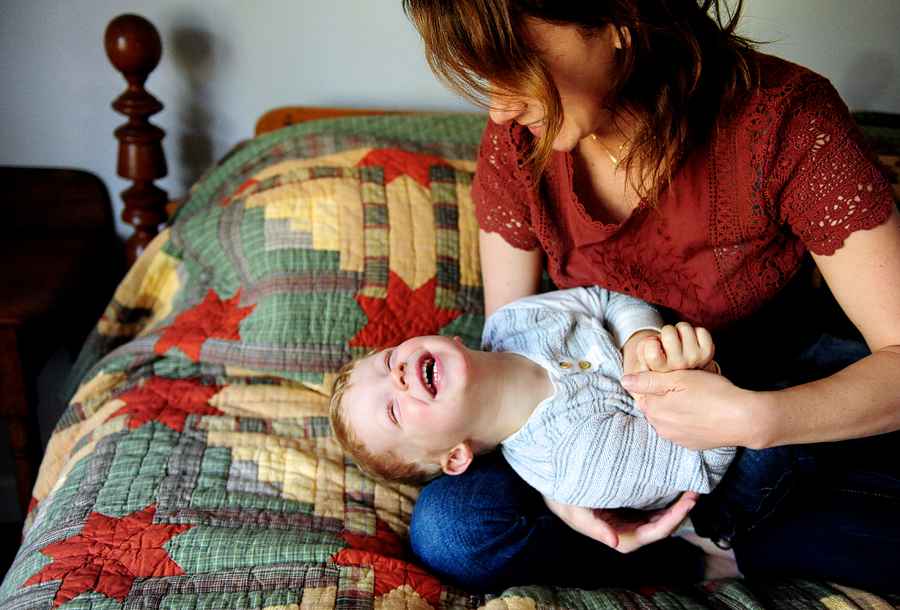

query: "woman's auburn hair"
left=402, top=0, right=759, bottom=205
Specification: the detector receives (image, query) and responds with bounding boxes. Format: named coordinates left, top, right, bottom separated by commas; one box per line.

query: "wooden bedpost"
left=105, top=14, right=168, bottom=266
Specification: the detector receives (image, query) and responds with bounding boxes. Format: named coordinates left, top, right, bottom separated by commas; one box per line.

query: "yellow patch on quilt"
left=339, top=186, right=366, bottom=274
left=209, top=432, right=345, bottom=505
left=455, top=178, right=481, bottom=290
left=208, top=384, right=329, bottom=419
left=344, top=467, right=379, bottom=534
left=374, top=483, right=419, bottom=542
left=483, top=597, right=537, bottom=610
left=244, top=180, right=349, bottom=253
left=198, top=416, right=240, bottom=432
left=38, top=396, right=129, bottom=506
left=345, top=565, right=376, bottom=596
left=251, top=151, right=373, bottom=182
left=386, top=176, right=436, bottom=290
left=135, top=250, right=182, bottom=334
left=240, top=444, right=318, bottom=504
left=827, top=586, right=895, bottom=610
left=313, top=437, right=349, bottom=523
left=298, top=586, right=338, bottom=610
left=68, top=371, right=129, bottom=410
left=222, top=366, right=276, bottom=378
left=98, top=230, right=181, bottom=338
left=376, top=586, right=434, bottom=610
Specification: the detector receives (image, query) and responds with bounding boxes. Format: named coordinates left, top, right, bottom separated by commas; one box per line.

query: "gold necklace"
left=591, top=133, right=627, bottom=171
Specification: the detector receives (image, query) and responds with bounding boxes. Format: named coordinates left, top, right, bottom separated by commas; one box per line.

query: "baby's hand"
left=622, top=329, right=661, bottom=375
left=636, top=322, right=716, bottom=373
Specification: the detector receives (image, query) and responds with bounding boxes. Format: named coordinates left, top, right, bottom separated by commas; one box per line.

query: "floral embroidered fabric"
left=473, top=54, right=895, bottom=331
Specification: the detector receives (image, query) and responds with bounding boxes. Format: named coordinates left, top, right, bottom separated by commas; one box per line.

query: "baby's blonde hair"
left=329, top=354, right=446, bottom=485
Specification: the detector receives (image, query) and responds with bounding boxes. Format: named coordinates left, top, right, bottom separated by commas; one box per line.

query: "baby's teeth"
left=421, top=359, right=436, bottom=394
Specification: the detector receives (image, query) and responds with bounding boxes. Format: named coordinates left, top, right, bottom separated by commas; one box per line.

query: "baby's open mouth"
left=421, top=357, right=437, bottom=396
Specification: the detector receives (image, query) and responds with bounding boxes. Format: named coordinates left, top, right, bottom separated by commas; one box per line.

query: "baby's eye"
left=387, top=400, right=398, bottom=425
left=383, top=349, right=394, bottom=372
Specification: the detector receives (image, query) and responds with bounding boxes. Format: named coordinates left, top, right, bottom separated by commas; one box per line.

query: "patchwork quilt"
left=1, top=114, right=897, bottom=610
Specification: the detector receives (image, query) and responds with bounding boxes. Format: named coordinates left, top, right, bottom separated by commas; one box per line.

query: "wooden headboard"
left=104, top=14, right=405, bottom=266
left=105, top=14, right=168, bottom=266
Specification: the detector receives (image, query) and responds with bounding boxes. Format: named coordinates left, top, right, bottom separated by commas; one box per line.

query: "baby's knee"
left=410, top=453, right=530, bottom=588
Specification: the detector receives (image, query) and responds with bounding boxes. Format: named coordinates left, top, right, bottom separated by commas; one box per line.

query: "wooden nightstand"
left=0, top=167, right=123, bottom=518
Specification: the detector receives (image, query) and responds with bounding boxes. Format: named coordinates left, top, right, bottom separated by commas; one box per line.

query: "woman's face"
left=488, top=19, right=626, bottom=152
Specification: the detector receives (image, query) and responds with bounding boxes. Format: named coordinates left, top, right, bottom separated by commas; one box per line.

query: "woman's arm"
left=622, top=205, right=900, bottom=450
left=479, top=229, right=544, bottom=318
left=764, top=204, right=900, bottom=445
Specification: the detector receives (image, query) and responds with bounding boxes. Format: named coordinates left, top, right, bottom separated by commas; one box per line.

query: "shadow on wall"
left=169, top=23, right=220, bottom=192
left=842, top=51, right=895, bottom=112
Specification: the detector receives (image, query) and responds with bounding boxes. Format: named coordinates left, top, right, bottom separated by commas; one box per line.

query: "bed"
left=2, top=13, right=900, bottom=610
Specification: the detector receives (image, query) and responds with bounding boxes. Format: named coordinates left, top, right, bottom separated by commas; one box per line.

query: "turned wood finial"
left=106, top=14, right=168, bottom=265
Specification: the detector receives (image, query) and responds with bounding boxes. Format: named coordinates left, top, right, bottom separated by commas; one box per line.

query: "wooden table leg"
left=0, top=325, right=39, bottom=518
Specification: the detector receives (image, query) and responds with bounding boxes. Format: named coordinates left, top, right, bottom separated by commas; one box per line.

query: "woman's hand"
left=622, top=369, right=764, bottom=450
left=542, top=492, right=699, bottom=553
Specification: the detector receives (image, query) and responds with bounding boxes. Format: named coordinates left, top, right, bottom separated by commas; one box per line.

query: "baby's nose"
left=391, top=363, right=408, bottom=389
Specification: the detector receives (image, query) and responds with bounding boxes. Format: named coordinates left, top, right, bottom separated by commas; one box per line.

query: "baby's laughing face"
left=342, top=335, right=480, bottom=462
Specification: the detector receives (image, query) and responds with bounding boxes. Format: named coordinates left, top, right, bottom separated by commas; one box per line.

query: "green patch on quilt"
left=53, top=591, right=123, bottom=610
left=648, top=590, right=712, bottom=610
left=438, top=311, right=484, bottom=350
left=241, top=292, right=364, bottom=347
left=158, top=589, right=305, bottom=610
left=91, top=421, right=182, bottom=516
left=167, top=526, right=346, bottom=571
left=152, top=357, right=204, bottom=379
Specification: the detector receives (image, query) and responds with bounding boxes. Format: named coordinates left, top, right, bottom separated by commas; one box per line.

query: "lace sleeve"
left=472, top=120, right=541, bottom=251
left=767, top=78, right=895, bottom=255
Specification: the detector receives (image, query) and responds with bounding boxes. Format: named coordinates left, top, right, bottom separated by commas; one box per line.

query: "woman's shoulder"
left=726, top=53, right=836, bottom=121
left=717, top=52, right=858, bottom=153
left=734, top=53, right=845, bottom=121
left=755, top=52, right=829, bottom=89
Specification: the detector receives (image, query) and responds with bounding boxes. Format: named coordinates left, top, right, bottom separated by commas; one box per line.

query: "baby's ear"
left=441, top=443, right=474, bottom=476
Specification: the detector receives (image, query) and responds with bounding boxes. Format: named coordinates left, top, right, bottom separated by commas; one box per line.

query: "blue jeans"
left=410, top=451, right=702, bottom=591
left=409, top=335, right=900, bottom=592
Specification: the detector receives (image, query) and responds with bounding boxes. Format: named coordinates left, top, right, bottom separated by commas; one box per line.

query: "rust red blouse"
left=474, top=55, right=895, bottom=333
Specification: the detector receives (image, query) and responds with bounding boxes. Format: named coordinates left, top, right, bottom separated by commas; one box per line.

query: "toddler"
left=330, top=286, right=734, bottom=511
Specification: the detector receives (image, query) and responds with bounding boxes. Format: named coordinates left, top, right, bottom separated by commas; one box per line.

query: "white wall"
left=741, top=0, right=899, bottom=113
left=1, top=1, right=898, bottom=239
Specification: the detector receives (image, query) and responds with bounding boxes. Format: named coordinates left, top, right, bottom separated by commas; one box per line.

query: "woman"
left=401, top=0, right=900, bottom=593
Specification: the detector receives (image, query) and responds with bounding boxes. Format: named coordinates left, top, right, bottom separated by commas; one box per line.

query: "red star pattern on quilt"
left=357, top=149, right=453, bottom=188
left=155, top=288, right=256, bottom=361
left=106, top=377, right=224, bottom=432
left=350, top=271, right=462, bottom=350
left=24, top=505, right=192, bottom=607
left=331, top=520, right=441, bottom=605
left=339, top=518, right=406, bottom=559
